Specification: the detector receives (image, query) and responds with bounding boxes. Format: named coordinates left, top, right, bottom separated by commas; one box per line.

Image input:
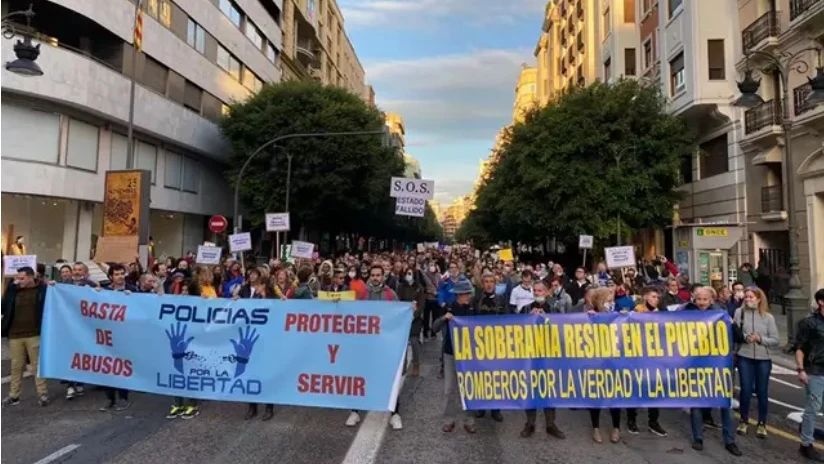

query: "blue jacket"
left=725, top=298, right=743, bottom=318
left=615, top=295, right=636, bottom=312
left=437, top=277, right=462, bottom=306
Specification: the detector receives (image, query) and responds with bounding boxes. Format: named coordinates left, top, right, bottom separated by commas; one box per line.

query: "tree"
left=219, top=81, right=428, bottom=245
left=461, top=79, right=694, bottom=247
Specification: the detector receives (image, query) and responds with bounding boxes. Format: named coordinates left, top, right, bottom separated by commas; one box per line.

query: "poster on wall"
left=103, top=170, right=151, bottom=243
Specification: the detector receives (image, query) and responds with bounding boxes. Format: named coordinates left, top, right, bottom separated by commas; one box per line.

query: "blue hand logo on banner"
left=165, top=322, right=194, bottom=374
left=230, top=326, right=260, bottom=378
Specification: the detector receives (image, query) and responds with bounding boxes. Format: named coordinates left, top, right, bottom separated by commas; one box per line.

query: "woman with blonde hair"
left=733, top=286, right=779, bottom=438
left=586, top=287, right=622, bottom=443
left=272, top=268, right=295, bottom=299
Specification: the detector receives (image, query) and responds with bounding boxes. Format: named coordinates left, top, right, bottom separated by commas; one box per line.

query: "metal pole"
left=126, top=0, right=140, bottom=169
left=616, top=154, right=621, bottom=246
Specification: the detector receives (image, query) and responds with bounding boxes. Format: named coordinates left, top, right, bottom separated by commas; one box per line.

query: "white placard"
left=203, top=241, right=217, bottom=247
left=395, top=197, right=426, bottom=217
left=196, top=245, right=222, bottom=265
left=290, top=240, right=315, bottom=259
left=3, top=255, right=36, bottom=276
left=578, top=235, right=594, bottom=249
left=605, top=245, right=636, bottom=269
left=444, top=245, right=453, bottom=253
left=416, top=243, right=425, bottom=253
left=265, top=212, right=291, bottom=232
left=389, top=177, right=435, bottom=200
left=229, top=232, right=253, bottom=253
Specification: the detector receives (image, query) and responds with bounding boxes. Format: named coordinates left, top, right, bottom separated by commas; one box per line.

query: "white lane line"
left=31, top=444, right=81, bottom=464
left=771, top=376, right=803, bottom=390
left=1, top=371, right=32, bottom=384
left=733, top=386, right=804, bottom=412
left=772, top=364, right=797, bottom=376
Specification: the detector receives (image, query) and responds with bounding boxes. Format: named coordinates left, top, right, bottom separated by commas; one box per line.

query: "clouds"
left=339, top=0, right=545, bottom=27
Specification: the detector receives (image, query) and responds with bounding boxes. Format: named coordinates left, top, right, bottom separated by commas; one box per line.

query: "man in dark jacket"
left=2, top=267, right=49, bottom=406
left=565, top=267, right=591, bottom=305
left=795, top=288, right=824, bottom=461
left=520, top=281, right=565, bottom=439
left=397, top=269, right=424, bottom=377
left=471, top=272, right=508, bottom=422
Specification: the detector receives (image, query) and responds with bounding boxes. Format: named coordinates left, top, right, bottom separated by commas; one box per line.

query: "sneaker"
left=99, top=401, right=115, bottom=412
left=800, top=444, right=824, bottom=462
left=648, top=421, right=668, bottom=437
left=725, top=443, right=743, bottom=457
left=389, top=413, right=403, bottom=430
left=3, top=396, right=20, bottom=406
left=692, top=440, right=704, bottom=451
left=66, top=387, right=77, bottom=400
left=627, top=419, right=639, bottom=435
left=703, top=418, right=721, bottom=430
left=736, top=422, right=749, bottom=436
left=181, top=406, right=199, bottom=419
left=38, top=396, right=49, bottom=407
left=546, top=423, right=566, bottom=439
left=115, top=399, right=132, bottom=411
left=166, top=405, right=184, bottom=419
left=756, top=423, right=767, bottom=439
left=345, top=411, right=361, bottom=427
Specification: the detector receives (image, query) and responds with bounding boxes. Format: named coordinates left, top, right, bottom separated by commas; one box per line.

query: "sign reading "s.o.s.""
left=389, top=177, right=435, bottom=200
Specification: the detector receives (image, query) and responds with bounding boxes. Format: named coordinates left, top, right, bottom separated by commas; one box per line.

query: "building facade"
left=513, top=64, right=538, bottom=122
left=598, top=0, right=638, bottom=83
left=1, top=0, right=284, bottom=261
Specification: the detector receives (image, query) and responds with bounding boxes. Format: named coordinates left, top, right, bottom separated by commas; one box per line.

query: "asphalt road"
left=1, top=338, right=820, bottom=464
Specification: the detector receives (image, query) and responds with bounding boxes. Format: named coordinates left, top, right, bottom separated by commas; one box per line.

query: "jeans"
left=690, top=407, right=734, bottom=445
left=737, top=357, right=771, bottom=423
left=8, top=336, right=47, bottom=398
left=443, top=354, right=474, bottom=426
left=801, top=374, right=824, bottom=446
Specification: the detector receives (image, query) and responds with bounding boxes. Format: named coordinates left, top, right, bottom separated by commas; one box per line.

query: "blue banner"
left=40, top=285, right=412, bottom=411
left=450, top=311, right=734, bottom=410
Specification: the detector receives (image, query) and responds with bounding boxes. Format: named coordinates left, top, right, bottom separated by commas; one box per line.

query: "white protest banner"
left=265, top=212, right=290, bottom=232
left=3, top=255, right=36, bottom=276
left=395, top=197, right=426, bottom=217
left=416, top=243, right=425, bottom=253
left=426, top=242, right=439, bottom=249
left=196, top=245, right=222, bottom=265
left=228, top=232, right=252, bottom=253
left=290, top=240, right=315, bottom=259
left=389, top=177, right=435, bottom=200
left=203, top=241, right=217, bottom=247
left=605, top=245, right=636, bottom=269
left=578, top=235, right=594, bottom=249
left=444, top=245, right=453, bottom=253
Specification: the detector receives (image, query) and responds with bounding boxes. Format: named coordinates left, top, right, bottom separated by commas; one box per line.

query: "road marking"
left=771, top=376, right=803, bottom=390
left=31, top=444, right=81, bottom=464
left=733, top=386, right=804, bottom=411
left=1, top=371, right=32, bottom=384
left=733, top=412, right=824, bottom=451
left=772, top=364, right=797, bottom=376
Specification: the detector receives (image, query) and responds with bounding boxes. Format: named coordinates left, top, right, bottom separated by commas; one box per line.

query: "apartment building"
left=279, top=0, right=365, bottom=98
left=1, top=0, right=283, bottom=261
left=736, top=0, right=824, bottom=298
left=513, top=64, right=538, bottom=122
left=598, top=0, right=639, bottom=82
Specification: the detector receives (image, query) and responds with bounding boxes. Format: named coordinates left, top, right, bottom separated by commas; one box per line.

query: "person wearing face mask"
left=470, top=272, right=508, bottom=422
left=421, top=262, right=441, bottom=339
left=347, top=265, right=367, bottom=301
left=733, top=287, right=779, bottom=439
left=521, top=281, right=566, bottom=439
left=551, top=264, right=572, bottom=288
left=728, top=282, right=746, bottom=317
left=547, top=277, right=572, bottom=314
left=613, top=284, right=635, bottom=312
left=397, top=269, right=424, bottom=377
left=509, top=270, right=535, bottom=313
left=586, top=288, right=622, bottom=444
left=659, top=277, right=685, bottom=310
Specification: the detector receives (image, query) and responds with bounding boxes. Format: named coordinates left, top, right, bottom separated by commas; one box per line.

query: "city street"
left=2, top=338, right=817, bottom=464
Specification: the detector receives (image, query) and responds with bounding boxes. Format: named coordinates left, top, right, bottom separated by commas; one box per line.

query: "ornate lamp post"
left=2, top=5, right=43, bottom=77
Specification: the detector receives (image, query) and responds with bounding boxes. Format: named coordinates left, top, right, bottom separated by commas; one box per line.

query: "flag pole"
left=126, top=0, right=142, bottom=170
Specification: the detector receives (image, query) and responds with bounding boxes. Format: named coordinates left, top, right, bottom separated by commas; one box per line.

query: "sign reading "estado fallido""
left=390, top=177, right=434, bottom=218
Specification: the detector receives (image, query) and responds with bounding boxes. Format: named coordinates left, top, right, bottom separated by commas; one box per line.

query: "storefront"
left=671, top=223, right=745, bottom=289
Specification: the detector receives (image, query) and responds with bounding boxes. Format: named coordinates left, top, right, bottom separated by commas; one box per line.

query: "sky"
left=338, top=0, right=545, bottom=205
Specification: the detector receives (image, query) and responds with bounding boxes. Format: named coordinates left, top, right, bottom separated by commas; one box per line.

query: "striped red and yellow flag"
left=134, top=0, right=144, bottom=51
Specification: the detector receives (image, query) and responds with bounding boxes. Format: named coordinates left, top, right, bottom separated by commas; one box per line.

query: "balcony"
left=742, top=11, right=780, bottom=52
left=577, top=31, right=584, bottom=51
left=790, top=0, right=824, bottom=21
left=744, top=99, right=783, bottom=134
left=795, top=83, right=813, bottom=116
left=577, top=2, right=584, bottom=18
left=761, top=185, right=787, bottom=221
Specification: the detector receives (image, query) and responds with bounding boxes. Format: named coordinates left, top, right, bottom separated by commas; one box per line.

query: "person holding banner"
left=520, top=281, right=565, bottom=439
left=432, top=279, right=477, bottom=434
left=98, top=264, right=137, bottom=411
left=586, top=288, right=623, bottom=444
left=396, top=268, right=424, bottom=377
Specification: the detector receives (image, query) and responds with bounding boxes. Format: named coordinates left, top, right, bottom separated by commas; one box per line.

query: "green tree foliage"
left=220, top=81, right=440, bottom=242
left=459, top=79, right=694, bottom=246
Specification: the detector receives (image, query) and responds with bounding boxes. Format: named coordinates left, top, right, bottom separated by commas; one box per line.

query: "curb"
left=786, top=412, right=824, bottom=440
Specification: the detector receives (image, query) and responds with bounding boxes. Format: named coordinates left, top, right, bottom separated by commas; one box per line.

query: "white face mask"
left=348, top=271, right=356, bottom=279
left=429, top=266, right=436, bottom=273
left=534, top=296, right=546, bottom=304
left=734, top=291, right=744, bottom=300
left=405, top=274, right=414, bottom=283
left=605, top=302, right=616, bottom=311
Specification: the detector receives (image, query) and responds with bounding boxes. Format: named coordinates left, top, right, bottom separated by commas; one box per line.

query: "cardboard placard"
left=318, top=290, right=356, bottom=301
left=498, top=248, right=514, bottom=262
left=605, top=246, right=636, bottom=269
left=196, top=245, right=222, bottom=265
left=3, top=255, right=37, bottom=276
left=265, top=213, right=290, bottom=232
left=291, top=240, right=315, bottom=259
left=95, top=236, right=139, bottom=264
left=229, top=232, right=252, bottom=253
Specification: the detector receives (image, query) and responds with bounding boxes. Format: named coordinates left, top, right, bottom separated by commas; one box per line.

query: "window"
left=641, top=0, right=652, bottom=16
left=624, top=0, right=635, bottom=22
left=1, top=104, right=60, bottom=164
left=66, top=119, right=99, bottom=171
left=266, top=42, right=277, bottom=63
left=221, top=104, right=231, bottom=116
left=182, top=157, right=199, bottom=193
left=668, top=0, right=682, bottom=17
left=242, top=68, right=261, bottom=91
left=147, top=0, right=171, bottom=27
left=699, top=133, right=728, bottom=179
left=680, top=153, right=693, bottom=184
left=110, top=134, right=128, bottom=170
left=136, top=141, right=157, bottom=183
left=624, top=48, right=636, bottom=76
left=602, top=8, right=611, bottom=38
left=669, top=52, right=685, bottom=95
left=183, top=80, right=202, bottom=112
left=165, top=151, right=181, bottom=189
left=643, top=38, right=653, bottom=69
left=141, top=55, right=168, bottom=95
left=217, top=45, right=241, bottom=80
left=219, top=0, right=242, bottom=27
left=201, top=92, right=224, bottom=123
left=707, top=39, right=725, bottom=80
left=245, top=20, right=264, bottom=50
left=186, top=19, right=206, bottom=54
left=603, top=57, right=612, bottom=81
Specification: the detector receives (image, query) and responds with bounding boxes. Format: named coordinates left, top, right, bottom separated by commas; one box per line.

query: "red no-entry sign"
left=208, top=215, right=228, bottom=233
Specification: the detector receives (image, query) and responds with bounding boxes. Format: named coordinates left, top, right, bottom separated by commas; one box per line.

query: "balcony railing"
left=577, top=2, right=584, bottom=18
left=790, top=0, right=823, bottom=20
left=794, top=82, right=814, bottom=116
left=744, top=99, right=783, bottom=134
left=577, top=31, right=584, bottom=51
left=742, top=11, right=781, bottom=50
left=761, top=185, right=784, bottom=212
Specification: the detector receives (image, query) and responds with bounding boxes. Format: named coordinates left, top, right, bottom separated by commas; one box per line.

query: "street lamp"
left=232, top=130, right=386, bottom=238
left=734, top=46, right=824, bottom=338
left=2, top=5, right=43, bottom=77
